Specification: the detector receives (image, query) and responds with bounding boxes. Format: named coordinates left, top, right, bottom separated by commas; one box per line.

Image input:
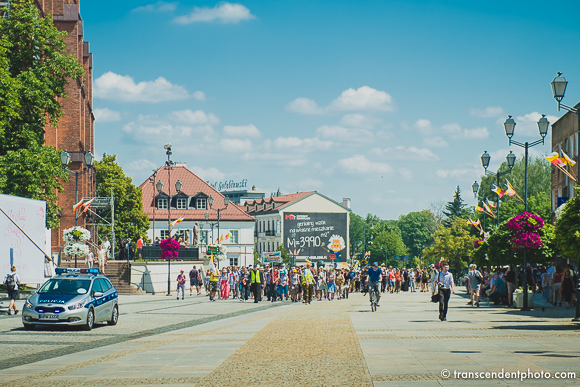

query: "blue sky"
left=82, top=0, right=580, bottom=219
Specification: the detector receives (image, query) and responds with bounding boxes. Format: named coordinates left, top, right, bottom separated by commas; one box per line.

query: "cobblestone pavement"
left=1, top=290, right=580, bottom=386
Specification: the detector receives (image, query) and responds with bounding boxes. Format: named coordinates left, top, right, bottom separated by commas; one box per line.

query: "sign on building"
left=283, top=212, right=347, bottom=264
left=262, top=251, right=282, bottom=263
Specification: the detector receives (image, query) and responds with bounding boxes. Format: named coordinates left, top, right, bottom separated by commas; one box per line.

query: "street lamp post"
left=60, top=150, right=95, bottom=268
left=550, top=72, right=580, bottom=321
left=480, top=151, right=516, bottom=226
left=472, top=181, right=486, bottom=229
left=155, top=144, right=180, bottom=297
left=208, top=195, right=229, bottom=269
left=504, top=114, right=550, bottom=311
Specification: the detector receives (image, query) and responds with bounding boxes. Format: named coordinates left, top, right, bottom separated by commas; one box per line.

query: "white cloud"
left=377, top=146, right=438, bottom=161
left=220, top=138, right=252, bottom=152
left=513, top=112, right=559, bottom=137
left=338, top=155, right=392, bottom=175
left=124, top=159, right=157, bottom=174
left=330, top=86, right=394, bottom=112
left=172, top=109, right=219, bottom=125
left=93, top=108, right=121, bottom=122
left=223, top=124, right=261, bottom=138
left=413, top=119, right=432, bottom=135
left=470, top=106, right=504, bottom=118
left=316, top=125, right=372, bottom=142
left=94, top=72, right=189, bottom=103
left=287, top=86, right=394, bottom=115
left=174, top=2, right=255, bottom=24
left=398, top=168, right=413, bottom=182
left=407, top=146, right=439, bottom=160
left=340, top=113, right=381, bottom=129
left=192, top=91, right=206, bottom=101
left=189, top=166, right=226, bottom=181
left=271, top=136, right=332, bottom=151
left=423, top=136, right=448, bottom=147
left=133, top=1, right=177, bottom=12
left=436, top=169, right=473, bottom=178
left=443, top=122, right=489, bottom=140
left=285, top=97, right=323, bottom=115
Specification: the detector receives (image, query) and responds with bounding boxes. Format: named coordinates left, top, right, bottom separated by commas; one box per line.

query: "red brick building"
left=38, top=0, right=95, bottom=254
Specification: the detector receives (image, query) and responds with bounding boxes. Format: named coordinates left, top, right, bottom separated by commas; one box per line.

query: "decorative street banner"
left=283, top=212, right=348, bottom=264
left=262, top=251, right=282, bottom=263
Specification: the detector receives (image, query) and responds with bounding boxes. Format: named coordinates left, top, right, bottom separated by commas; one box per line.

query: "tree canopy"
left=95, top=154, right=150, bottom=253
left=442, top=186, right=469, bottom=227
left=397, top=210, right=436, bottom=258
left=555, top=187, right=580, bottom=261
left=0, top=0, right=84, bottom=228
left=422, top=217, right=475, bottom=273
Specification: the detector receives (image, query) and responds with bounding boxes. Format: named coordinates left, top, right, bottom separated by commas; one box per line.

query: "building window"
left=160, top=230, right=170, bottom=239
left=267, top=242, right=270, bottom=251
left=229, top=257, right=239, bottom=266
left=196, top=198, right=207, bottom=209
left=157, top=198, right=168, bottom=210
left=176, top=198, right=187, bottom=209
left=230, top=230, right=239, bottom=244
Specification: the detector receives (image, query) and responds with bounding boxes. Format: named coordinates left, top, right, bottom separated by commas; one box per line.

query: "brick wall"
left=38, top=0, right=96, bottom=253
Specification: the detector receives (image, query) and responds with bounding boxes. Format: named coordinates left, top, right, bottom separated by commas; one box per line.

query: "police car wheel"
left=108, top=305, right=118, bottom=325
left=84, top=308, right=95, bottom=331
left=23, top=323, right=35, bottom=330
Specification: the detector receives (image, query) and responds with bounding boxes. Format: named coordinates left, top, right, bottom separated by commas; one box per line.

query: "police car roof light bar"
left=55, top=268, right=100, bottom=275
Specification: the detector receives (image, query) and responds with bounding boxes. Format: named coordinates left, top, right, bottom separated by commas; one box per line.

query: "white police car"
left=22, top=268, right=118, bottom=331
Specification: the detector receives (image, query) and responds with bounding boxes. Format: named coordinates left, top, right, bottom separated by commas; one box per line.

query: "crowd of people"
left=464, top=262, right=578, bottom=309
left=175, top=261, right=449, bottom=305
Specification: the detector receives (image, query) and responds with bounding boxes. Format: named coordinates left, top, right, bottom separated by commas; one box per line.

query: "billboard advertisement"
left=262, top=251, right=282, bottom=263
left=283, top=212, right=348, bottom=264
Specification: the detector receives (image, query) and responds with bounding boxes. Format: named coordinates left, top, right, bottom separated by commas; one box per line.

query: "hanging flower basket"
left=474, top=239, right=485, bottom=249
left=506, top=212, right=544, bottom=250
left=64, top=242, right=89, bottom=258
left=160, top=238, right=181, bottom=260
left=63, top=226, right=91, bottom=242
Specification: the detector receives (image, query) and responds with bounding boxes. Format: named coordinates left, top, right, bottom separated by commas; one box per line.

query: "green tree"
left=555, top=187, right=580, bottom=261
left=422, top=218, right=475, bottom=273
left=0, top=0, right=84, bottom=228
left=475, top=157, right=551, bottom=226
left=275, top=245, right=291, bottom=266
left=368, top=230, right=408, bottom=267
left=95, top=154, right=150, bottom=254
left=442, top=186, right=469, bottom=227
left=485, top=220, right=555, bottom=266
left=397, top=210, right=436, bottom=258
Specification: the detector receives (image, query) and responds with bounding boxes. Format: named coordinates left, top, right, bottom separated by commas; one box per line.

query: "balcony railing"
left=265, top=230, right=276, bottom=236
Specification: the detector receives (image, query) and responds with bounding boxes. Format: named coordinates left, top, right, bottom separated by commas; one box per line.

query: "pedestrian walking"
left=176, top=270, right=187, bottom=300
left=251, top=265, right=263, bottom=303
left=189, top=265, right=201, bottom=296
left=467, top=264, right=482, bottom=307
left=302, top=262, right=315, bottom=304
left=97, top=244, right=107, bottom=274
left=435, top=262, right=454, bottom=321
left=209, top=264, right=219, bottom=302
left=3, top=266, right=21, bottom=315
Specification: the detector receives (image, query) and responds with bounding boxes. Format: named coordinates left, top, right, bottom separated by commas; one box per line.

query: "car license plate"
left=39, top=314, right=59, bottom=320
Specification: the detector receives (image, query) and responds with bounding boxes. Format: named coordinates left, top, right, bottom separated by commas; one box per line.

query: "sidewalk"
left=0, top=289, right=579, bottom=386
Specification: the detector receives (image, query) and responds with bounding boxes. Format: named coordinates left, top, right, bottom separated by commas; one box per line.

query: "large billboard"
left=283, top=212, right=348, bottom=264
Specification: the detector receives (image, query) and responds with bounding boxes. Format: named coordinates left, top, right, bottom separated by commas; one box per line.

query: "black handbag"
left=431, top=291, right=440, bottom=303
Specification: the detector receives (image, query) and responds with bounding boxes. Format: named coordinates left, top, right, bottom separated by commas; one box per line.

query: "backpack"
left=475, top=270, right=483, bottom=284
left=6, top=273, right=16, bottom=290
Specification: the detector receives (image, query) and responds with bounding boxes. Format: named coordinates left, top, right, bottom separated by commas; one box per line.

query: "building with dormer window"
left=139, top=165, right=256, bottom=267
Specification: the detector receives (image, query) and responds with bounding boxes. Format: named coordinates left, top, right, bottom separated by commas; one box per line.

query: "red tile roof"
left=140, top=166, right=255, bottom=222
left=245, top=191, right=315, bottom=215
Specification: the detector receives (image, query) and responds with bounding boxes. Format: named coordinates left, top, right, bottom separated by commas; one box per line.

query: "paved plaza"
left=1, top=289, right=580, bottom=386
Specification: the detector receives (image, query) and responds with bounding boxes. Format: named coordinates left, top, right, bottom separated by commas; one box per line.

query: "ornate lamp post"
left=504, top=114, right=550, bottom=311
left=60, top=150, right=94, bottom=268
left=480, top=151, right=515, bottom=226
left=550, top=72, right=580, bottom=320
left=155, top=144, right=181, bottom=296
left=208, top=196, right=229, bottom=268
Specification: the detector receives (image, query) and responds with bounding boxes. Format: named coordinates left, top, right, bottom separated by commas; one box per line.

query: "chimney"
left=342, top=198, right=351, bottom=209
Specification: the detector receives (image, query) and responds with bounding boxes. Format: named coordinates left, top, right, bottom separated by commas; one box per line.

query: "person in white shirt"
left=102, top=237, right=111, bottom=259
left=97, top=244, right=107, bottom=274
left=435, top=262, right=455, bottom=321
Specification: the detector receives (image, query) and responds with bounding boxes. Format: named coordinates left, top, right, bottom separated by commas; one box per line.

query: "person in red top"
left=388, top=269, right=396, bottom=293
left=268, top=267, right=279, bottom=302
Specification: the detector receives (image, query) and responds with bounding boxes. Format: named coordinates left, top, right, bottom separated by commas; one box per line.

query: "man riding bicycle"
left=367, top=262, right=382, bottom=306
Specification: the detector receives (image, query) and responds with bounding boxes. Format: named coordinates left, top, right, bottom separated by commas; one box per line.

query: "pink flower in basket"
left=160, top=238, right=181, bottom=260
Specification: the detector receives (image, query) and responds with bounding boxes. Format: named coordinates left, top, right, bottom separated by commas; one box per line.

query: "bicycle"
left=369, top=281, right=379, bottom=312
